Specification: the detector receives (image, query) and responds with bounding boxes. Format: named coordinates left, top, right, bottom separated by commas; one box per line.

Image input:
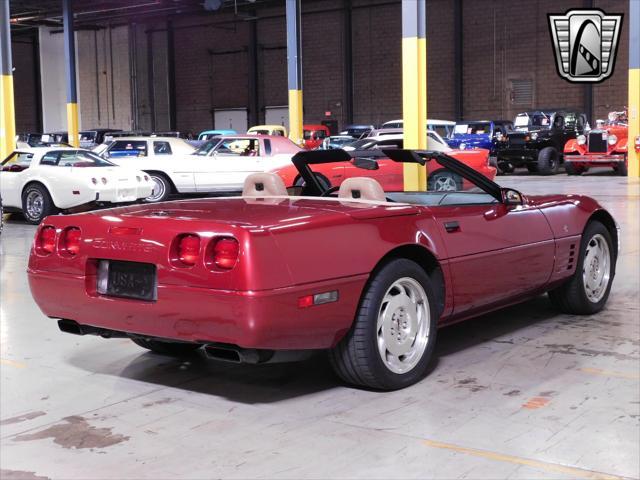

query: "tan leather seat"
left=242, top=172, right=288, bottom=197
left=338, top=177, right=386, bottom=202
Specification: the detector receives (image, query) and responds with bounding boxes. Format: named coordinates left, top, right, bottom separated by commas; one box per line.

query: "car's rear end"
left=27, top=199, right=372, bottom=353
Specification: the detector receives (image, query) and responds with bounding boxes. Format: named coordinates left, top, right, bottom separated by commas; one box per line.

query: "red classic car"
left=273, top=132, right=496, bottom=192
left=564, top=111, right=628, bottom=176
left=28, top=149, right=618, bottom=390
left=303, top=124, right=331, bottom=150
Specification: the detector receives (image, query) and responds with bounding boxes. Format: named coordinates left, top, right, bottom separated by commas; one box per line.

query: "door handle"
left=444, top=221, right=460, bottom=233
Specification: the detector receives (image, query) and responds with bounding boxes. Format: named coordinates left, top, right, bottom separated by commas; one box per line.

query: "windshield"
left=57, top=150, right=115, bottom=167
left=514, top=113, right=551, bottom=129
left=193, top=139, right=222, bottom=155
left=108, top=140, right=147, bottom=157
left=453, top=122, right=491, bottom=135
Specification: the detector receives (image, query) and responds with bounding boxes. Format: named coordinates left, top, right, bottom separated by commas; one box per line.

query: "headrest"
left=338, top=177, right=386, bottom=202
left=242, top=172, right=288, bottom=197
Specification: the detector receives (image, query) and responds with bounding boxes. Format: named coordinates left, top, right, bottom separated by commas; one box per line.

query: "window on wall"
left=510, top=79, right=534, bottom=107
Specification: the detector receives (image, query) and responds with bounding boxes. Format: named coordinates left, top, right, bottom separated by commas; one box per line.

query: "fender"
left=564, top=138, right=583, bottom=154
left=612, top=138, right=627, bottom=153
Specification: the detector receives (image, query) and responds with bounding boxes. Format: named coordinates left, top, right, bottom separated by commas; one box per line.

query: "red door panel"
left=430, top=203, right=555, bottom=316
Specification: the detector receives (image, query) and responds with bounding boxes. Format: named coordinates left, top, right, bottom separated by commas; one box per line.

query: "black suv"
left=496, top=110, right=588, bottom=175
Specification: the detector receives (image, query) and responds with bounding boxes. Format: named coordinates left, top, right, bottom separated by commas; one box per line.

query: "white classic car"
left=0, top=147, right=154, bottom=224
left=103, top=135, right=301, bottom=202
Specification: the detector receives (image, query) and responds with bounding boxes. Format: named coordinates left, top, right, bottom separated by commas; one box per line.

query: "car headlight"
left=530, top=132, right=538, bottom=140
left=459, top=143, right=466, bottom=150
left=577, top=135, right=587, bottom=145
left=608, top=134, right=617, bottom=145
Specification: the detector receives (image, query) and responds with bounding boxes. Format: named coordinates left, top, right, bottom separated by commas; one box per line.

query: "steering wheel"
left=320, top=186, right=340, bottom=197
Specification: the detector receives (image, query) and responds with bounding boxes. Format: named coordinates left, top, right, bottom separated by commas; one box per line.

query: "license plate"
left=97, top=260, right=157, bottom=301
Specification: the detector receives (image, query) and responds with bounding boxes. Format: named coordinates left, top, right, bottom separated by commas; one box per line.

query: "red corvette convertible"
left=28, top=149, right=618, bottom=390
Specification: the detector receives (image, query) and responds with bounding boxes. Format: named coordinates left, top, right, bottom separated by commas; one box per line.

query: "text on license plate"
left=97, top=260, right=157, bottom=301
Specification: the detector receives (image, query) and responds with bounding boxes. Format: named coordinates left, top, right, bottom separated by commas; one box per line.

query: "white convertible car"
left=103, top=135, right=301, bottom=202
left=0, top=147, right=154, bottom=224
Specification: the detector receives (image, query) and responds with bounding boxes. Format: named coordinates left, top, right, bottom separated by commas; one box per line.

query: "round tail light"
left=36, top=226, right=57, bottom=255
left=209, top=237, right=239, bottom=270
left=60, top=227, right=81, bottom=256
left=176, top=234, right=200, bottom=266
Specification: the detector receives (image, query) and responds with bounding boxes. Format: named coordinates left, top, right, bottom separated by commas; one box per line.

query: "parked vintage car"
left=447, top=120, right=513, bottom=159
left=104, top=135, right=300, bottom=202
left=339, top=124, right=375, bottom=139
left=198, top=129, right=237, bottom=141
left=247, top=125, right=287, bottom=137
left=381, top=119, right=456, bottom=139
left=563, top=111, right=629, bottom=176
left=273, top=131, right=495, bottom=192
left=320, top=135, right=357, bottom=150
left=303, top=124, right=331, bottom=149
left=496, top=110, right=588, bottom=175
left=0, top=147, right=154, bottom=224
left=80, top=129, right=122, bottom=149
left=27, top=148, right=618, bottom=390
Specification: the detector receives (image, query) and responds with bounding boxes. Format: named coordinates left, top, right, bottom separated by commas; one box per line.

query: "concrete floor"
left=1, top=171, right=639, bottom=480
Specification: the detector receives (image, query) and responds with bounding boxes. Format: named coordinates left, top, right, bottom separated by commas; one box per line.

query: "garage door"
left=214, top=109, right=248, bottom=133
left=265, top=106, right=289, bottom=131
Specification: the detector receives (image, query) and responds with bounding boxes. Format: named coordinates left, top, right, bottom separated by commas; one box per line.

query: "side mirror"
left=502, top=188, right=523, bottom=206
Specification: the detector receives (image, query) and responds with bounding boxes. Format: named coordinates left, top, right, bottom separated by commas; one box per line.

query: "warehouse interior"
left=1, top=1, right=639, bottom=479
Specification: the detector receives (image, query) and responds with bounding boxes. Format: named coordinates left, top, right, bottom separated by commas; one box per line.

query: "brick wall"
left=10, top=0, right=632, bottom=134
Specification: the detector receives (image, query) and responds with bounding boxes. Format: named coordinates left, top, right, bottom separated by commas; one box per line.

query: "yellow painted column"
left=0, top=0, right=16, bottom=160
left=63, top=0, right=79, bottom=147
left=288, top=89, right=303, bottom=147
left=629, top=70, right=640, bottom=178
left=0, top=74, right=15, bottom=160
left=286, top=0, right=304, bottom=147
left=402, top=0, right=427, bottom=191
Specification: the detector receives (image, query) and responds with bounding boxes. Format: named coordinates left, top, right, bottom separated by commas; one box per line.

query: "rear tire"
left=145, top=173, right=172, bottom=202
left=427, top=170, right=463, bottom=191
left=329, top=258, right=438, bottom=390
left=548, top=221, right=615, bottom=315
left=537, top=147, right=559, bottom=175
left=131, top=337, right=201, bottom=356
left=21, top=184, right=58, bottom=225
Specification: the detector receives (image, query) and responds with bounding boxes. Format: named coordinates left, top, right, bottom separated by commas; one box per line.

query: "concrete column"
left=629, top=0, right=639, bottom=178
left=402, top=0, right=427, bottom=191
left=63, top=0, right=79, bottom=147
left=0, top=0, right=15, bottom=159
left=286, top=0, right=303, bottom=145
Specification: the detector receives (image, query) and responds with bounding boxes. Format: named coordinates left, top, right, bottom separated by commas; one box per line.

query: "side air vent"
left=567, top=244, right=576, bottom=270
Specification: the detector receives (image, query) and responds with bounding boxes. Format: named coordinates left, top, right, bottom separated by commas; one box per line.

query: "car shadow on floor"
left=66, top=295, right=564, bottom=404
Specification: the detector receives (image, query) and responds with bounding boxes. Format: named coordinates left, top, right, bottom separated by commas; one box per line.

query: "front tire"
left=22, top=184, right=58, bottom=224
left=131, top=337, right=201, bottom=356
left=145, top=173, right=172, bottom=202
left=537, top=147, right=559, bottom=175
left=548, top=221, right=615, bottom=315
left=613, top=156, right=627, bottom=176
left=564, top=162, right=585, bottom=175
left=329, top=258, right=438, bottom=390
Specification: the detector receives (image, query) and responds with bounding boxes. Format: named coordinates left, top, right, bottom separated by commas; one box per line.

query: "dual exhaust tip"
left=57, top=320, right=308, bottom=364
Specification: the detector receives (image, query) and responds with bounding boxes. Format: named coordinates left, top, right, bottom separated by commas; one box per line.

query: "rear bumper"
left=564, top=154, right=625, bottom=164
left=28, top=269, right=367, bottom=350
